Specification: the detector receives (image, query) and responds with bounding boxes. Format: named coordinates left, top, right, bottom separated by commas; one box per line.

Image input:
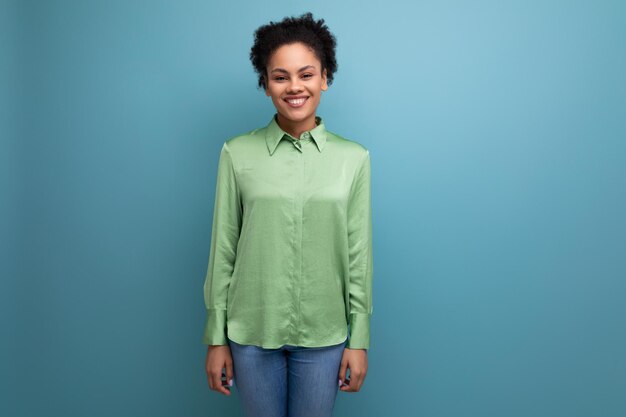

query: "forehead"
left=267, top=42, right=320, bottom=70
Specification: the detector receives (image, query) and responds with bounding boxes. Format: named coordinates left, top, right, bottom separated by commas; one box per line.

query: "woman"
left=203, top=12, right=373, bottom=417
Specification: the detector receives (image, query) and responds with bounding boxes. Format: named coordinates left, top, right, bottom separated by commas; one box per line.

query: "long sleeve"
left=202, top=142, right=242, bottom=345
left=345, top=150, right=374, bottom=349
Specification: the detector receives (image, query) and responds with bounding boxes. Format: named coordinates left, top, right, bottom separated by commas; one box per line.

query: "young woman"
left=203, top=12, right=373, bottom=417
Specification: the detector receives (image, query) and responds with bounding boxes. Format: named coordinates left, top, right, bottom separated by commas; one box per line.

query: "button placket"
left=288, top=138, right=305, bottom=343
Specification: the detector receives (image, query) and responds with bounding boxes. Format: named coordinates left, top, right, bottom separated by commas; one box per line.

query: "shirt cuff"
left=202, top=308, right=228, bottom=345
left=346, top=312, right=371, bottom=349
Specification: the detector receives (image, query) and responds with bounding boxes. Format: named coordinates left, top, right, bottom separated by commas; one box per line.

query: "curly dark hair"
left=250, top=12, right=338, bottom=90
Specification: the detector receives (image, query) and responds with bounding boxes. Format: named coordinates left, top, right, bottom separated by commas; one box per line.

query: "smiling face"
left=264, top=42, right=328, bottom=135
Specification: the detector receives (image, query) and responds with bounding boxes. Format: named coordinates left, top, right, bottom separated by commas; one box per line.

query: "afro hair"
left=249, top=12, right=338, bottom=90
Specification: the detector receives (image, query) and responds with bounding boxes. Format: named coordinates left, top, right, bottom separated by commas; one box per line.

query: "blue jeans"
left=227, top=337, right=348, bottom=417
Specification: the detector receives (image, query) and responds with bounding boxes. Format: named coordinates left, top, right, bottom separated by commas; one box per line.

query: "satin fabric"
left=202, top=113, right=373, bottom=349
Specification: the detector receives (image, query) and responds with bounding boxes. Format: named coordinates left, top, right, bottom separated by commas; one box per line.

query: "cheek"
left=269, top=93, right=281, bottom=103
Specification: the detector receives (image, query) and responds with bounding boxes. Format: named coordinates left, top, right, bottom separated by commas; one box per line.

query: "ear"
left=321, top=68, right=329, bottom=91
left=263, top=74, right=270, bottom=96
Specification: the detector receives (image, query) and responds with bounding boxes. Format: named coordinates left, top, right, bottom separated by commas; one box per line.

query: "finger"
left=205, top=353, right=213, bottom=389
left=338, top=356, right=348, bottom=387
left=339, top=365, right=352, bottom=392
left=211, top=368, right=230, bottom=395
left=217, top=369, right=232, bottom=395
left=210, top=369, right=220, bottom=392
left=339, top=376, right=352, bottom=392
left=209, top=369, right=220, bottom=391
left=225, top=359, right=234, bottom=388
left=351, top=368, right=367, bottom=392
left=206, top=370, right=214, bottom=390
left=340, top=368, right=363, bottom=392
left=352, top=371, right=364, bottom=392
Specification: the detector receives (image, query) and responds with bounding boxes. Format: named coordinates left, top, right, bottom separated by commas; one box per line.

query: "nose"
left=287, top=77, right=303, bottom=93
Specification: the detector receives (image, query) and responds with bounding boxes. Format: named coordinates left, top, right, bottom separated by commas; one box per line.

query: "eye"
left=302, top=73, right=313, bottom=79
left=274, top=76, right=286, bottom=81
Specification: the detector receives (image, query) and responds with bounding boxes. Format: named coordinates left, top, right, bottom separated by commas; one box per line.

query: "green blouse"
left=202, top=113, right=373, bottom=350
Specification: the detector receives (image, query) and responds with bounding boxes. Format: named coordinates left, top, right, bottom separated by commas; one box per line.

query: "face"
left=264, top=42, right=328, bottom=127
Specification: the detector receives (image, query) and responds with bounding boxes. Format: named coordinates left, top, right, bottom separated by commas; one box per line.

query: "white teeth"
left=286, top=98, right=307, bottom=105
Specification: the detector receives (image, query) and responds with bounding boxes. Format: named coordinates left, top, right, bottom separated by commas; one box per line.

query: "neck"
left=276, top=112, right=317, bottom=140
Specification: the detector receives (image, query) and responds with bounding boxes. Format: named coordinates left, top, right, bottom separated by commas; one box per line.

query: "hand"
left=205, top=345, right=234, bottom=395
left=338, top=348, right=368, bottom=392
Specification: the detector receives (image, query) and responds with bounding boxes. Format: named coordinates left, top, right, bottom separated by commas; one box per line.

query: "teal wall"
left=3, top=0, right=625, bottom=416
left=2, top=1, right=23, bottom=413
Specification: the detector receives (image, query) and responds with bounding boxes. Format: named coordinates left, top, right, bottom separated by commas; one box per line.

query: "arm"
left=202, top=142, right=242, bottom=345
left=345, top=150, right=373, bottom=350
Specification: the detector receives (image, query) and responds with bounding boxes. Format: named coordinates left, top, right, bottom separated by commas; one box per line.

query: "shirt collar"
left=265, top=113, right=328, bottom=155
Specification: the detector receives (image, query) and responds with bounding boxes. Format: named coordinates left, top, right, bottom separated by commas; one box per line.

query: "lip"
left=283, top=96, right=309, bottom=108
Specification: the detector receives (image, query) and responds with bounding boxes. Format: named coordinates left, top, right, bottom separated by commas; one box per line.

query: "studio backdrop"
left=3, top=0, right=625, bottom=416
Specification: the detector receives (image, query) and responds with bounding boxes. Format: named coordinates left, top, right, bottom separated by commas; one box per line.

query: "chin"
left=278, top=109, right=311, bottom=122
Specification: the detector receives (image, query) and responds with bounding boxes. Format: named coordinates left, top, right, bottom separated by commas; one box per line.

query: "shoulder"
left=217, top=125, right=268, bottom=163
left=223, top=126, right=264, bottom=149
left=326, top=129, right=370, bottom=161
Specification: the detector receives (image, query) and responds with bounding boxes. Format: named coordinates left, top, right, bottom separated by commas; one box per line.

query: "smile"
left=284, top=96, right=309, bottom=108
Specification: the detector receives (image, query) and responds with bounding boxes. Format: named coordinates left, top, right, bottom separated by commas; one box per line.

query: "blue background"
left=2, top=0, right=625, bottom=416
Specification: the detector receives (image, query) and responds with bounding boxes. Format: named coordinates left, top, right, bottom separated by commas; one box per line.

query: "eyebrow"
left=270, top=65, right=316, bottom=74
